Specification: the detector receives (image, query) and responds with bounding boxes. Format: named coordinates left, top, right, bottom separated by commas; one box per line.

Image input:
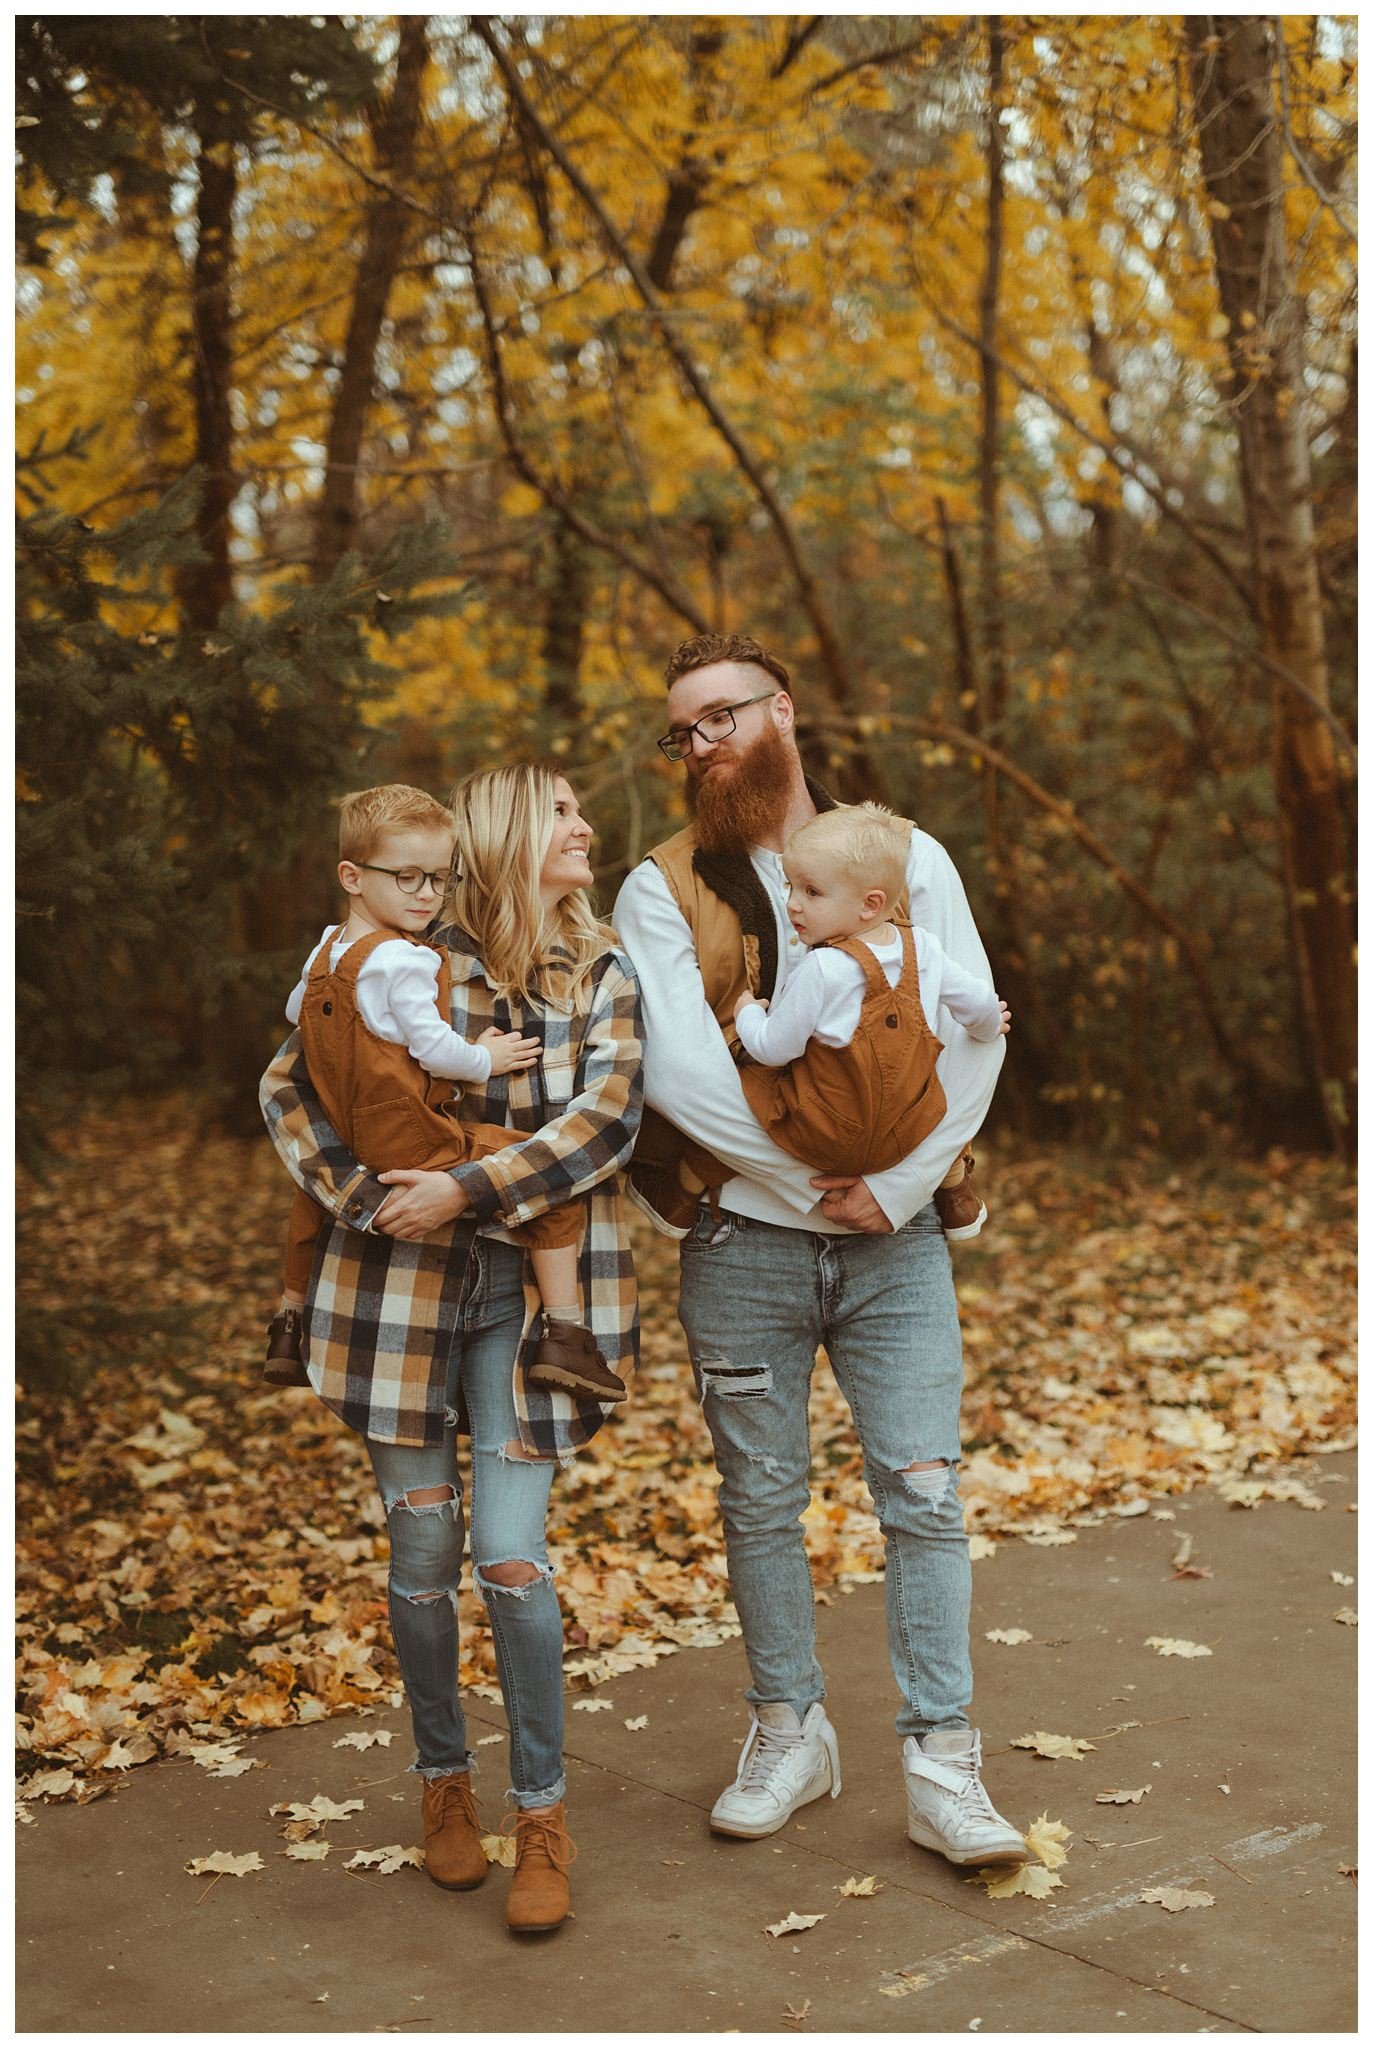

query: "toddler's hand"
left=998, top=999, right=1012, bottom=1036
left=480, top=1026, right=542, bottom=1074
left=733, top=990, right=767, bottom=1022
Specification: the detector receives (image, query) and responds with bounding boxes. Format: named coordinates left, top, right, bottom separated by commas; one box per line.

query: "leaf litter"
left=16, top=1115, right=1355, bottom=1799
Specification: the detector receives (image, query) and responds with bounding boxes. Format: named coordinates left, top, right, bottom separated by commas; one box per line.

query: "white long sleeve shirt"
left=285, top=927, right=492, bottom=1084
left=612, top=829, right=1005, bottom=1232
left=735, top=925, right=1004, bottom=1067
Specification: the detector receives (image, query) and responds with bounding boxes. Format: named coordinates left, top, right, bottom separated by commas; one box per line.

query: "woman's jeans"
left=366, top=1235, right=566, bottom=1808
left=677, top=1203, right=972, bottom=1739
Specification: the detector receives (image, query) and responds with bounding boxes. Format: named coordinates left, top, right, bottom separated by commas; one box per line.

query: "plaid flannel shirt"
left=259, top=923, right=643, bottom=1455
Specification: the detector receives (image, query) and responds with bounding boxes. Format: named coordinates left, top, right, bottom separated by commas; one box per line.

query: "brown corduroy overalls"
left=737, top=921, right=947, bottom=1179
left=281, top=925, right=580, bottom=1298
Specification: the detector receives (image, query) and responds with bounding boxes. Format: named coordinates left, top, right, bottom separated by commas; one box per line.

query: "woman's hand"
left=374, top=1169, right=471, bottom=1239
left=480, top=1026, right=542, bottom=1076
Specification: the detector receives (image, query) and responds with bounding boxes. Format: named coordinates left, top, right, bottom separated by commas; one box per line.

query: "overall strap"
left=830, top=925, right=901, bottom=996
left=326, top=926, right=424, bottom=990
left=305, top=924, right=351, bottom=987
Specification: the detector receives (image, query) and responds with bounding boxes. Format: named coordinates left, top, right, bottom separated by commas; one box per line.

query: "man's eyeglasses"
left=657, top=690, right=780, bottom=762
left=357, top=863, right=451, bottom=896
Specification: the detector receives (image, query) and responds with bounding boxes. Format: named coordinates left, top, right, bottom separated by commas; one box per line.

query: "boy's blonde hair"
left=784, top=802, right=911, bottom=909
left=444, top=763, right=609, bottom=1005
left=337, top=784, right=456, bottom=865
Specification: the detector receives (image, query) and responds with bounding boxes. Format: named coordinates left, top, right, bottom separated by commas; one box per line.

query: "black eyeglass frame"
left=656, top=689, right=781, bottom=762
left=355, top=862, right=452, bottom=896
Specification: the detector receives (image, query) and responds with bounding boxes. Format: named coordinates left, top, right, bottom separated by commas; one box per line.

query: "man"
left=612, top=632, right=1026, bottom=1868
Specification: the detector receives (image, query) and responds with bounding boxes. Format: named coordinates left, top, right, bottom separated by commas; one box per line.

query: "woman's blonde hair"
left=784, top=801, right=911, bottom=909
left=443, top=763, right=608, bottom=1006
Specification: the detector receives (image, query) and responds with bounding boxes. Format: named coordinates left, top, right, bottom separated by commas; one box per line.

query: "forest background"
left=14, top=17, right=1358, bottom=1794
left=16, top=11, right=1358, bottom=1159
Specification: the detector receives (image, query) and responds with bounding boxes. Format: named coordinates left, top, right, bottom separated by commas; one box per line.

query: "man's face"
left=665, top=662, right=785, bottom=791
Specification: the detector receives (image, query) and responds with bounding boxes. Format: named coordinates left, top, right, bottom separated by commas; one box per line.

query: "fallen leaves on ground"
left=970, top=1812, right=1071, bottom=1900
left=1012, top=1731, right=1096, bottom=1761
left=1095, top=1786, right=1151, bottom=1804
left=185, top=1850, right=262, bottom=1878
left=782, top=2001, right=812, bottom=2030
left=16, top=1111, right=1356, bottom=1798
left=984, top=1627, right=1032, bottom=1645
left=973, top=1861, right=1064, bottom=1901
left=481, top=1832, right=516, bottom=1867
left=1144, top=1636, right=1212, bottom=1658
left=1140, top=1885, right=1215, bottom=1912
left=344, top=1845, right=423, bottom=1875
left=1332, top=1608, right=1357, bottom=1626
left=766, top=1911, right=826, bottom=1939
left=837, top=1874, right=883, bottom=1897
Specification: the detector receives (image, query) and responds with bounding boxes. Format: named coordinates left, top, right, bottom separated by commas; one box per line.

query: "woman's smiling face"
left=538, top=777, right=595, bottom=908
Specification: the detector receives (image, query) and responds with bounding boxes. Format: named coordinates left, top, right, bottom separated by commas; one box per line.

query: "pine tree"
left=16, top=436, right=466, bottom=1168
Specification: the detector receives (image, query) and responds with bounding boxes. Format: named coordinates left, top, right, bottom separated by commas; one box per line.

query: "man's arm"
left=613, top=863, right=826, bottom=1216
left=259, top=1032, right=393, bottom=1230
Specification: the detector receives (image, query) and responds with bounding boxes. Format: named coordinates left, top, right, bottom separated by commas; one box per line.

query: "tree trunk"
left=312, top=16, right=428, bottom=583
left=543, top=522, right=590, bottom=723
left=1185, top=15, right=1357, bottom=1156
left=178, top=114, right=237, bottom=630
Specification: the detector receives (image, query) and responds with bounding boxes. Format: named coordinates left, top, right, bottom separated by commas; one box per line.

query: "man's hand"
left=375, top=1168, right=471, bottom=1239
left=809, top=1173, right=894, bottom=1234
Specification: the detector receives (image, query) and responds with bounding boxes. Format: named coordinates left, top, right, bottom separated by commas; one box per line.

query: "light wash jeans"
left=678, top=1203, right=972, bottom=1739
left=366, top=1234, right=566, bottom=1808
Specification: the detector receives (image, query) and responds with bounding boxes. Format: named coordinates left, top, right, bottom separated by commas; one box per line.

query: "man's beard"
left=687, top=721, right=796, bottom=856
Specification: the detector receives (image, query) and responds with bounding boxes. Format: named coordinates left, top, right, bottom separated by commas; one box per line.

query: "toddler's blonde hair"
left=337, top=784, right=456, bottom=865
left=784, top=801, right=911, bottom=910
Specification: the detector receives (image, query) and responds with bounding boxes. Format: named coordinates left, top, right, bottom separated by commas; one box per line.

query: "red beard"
left=688, top=721, right=796, bottom=856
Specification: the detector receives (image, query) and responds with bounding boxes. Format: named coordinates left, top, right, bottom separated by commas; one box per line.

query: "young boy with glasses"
left=262, top=784, right=625, bottom=1404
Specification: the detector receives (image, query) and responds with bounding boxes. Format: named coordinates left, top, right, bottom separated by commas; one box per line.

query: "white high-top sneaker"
left=903, top=1727, right=1027, bottom=1866
left=709, top=1703, right=841, bottom=1839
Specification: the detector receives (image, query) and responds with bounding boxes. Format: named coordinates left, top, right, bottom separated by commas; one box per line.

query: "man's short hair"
left=337, top=783, right=455, bottom=864
left=784, top=802, right=911, bottom=908
left=664, top=633, right=792, bottom=697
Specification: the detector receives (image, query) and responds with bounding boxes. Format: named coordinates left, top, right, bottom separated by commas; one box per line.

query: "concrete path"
left=17, top=1453, right=1356, bottom=2036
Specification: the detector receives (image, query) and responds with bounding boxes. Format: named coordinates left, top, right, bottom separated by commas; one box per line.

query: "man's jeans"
left=366, top=1236, right=566, bottom=1808
left=678, top=1203, right=972, bottom=1737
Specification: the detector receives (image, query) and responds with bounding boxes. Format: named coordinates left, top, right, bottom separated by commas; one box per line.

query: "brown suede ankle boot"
left=506, top=1801, right=576, bottom=1932
left=421, top=1771, right=487, bottom=1891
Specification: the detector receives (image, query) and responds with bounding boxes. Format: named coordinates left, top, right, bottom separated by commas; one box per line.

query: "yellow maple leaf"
left=1025, top=1814, right=1072, bottom=1869
left=837, top=1874, right=883, bottom=1897
left=1011, top=1731, right=1096, bottom=1760
left=1144, top=1636, right=1212, bottom=1658
left=971, top=1861, right=1064, bottom=1900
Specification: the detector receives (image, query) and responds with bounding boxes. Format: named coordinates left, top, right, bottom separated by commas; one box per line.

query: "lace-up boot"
left=506, top=1801, right=576, bottom=1932
left=709, top=1702, right=841, bottom=1839
left=421, top=1771, right=487, bottom=1891
left=903, top=1727, right=1027, bottom=1866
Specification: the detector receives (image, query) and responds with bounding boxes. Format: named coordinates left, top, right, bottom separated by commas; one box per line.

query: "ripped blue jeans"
left=366, top=1237, right=565, bottom=1808
left=678, top=1203, right=971, bottom=1739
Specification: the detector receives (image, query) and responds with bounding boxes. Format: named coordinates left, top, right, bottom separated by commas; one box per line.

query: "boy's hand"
left=733, top=990, right=767, bottom=1023
left=480, top=1026, right=541, bottom=1075
left=998, top=1000, right=1012, bottom=1036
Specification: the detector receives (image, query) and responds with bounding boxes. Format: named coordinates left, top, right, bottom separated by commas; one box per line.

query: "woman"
left=259, top=765, right=642, bottom=1933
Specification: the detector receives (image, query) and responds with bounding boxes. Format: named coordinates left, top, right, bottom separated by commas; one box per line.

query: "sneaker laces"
left=738, top=1718, right=803, bottom=1793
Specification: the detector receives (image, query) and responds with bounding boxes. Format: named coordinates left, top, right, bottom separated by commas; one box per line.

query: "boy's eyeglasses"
left=357, top=863, right=451, bottom=896
left=657, top=690, right=780, bottom=762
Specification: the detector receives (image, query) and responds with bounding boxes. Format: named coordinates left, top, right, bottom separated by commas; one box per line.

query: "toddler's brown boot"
left=506, top=1801, right=576, bottom=1933
left=528, top=1320, right=626, bottom=1402
left=934, top=1149, right=989, bottom=1241
left=421, top=1771, right=488, bottom=1891
left=262, top=1306, right=310, bottom=1387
